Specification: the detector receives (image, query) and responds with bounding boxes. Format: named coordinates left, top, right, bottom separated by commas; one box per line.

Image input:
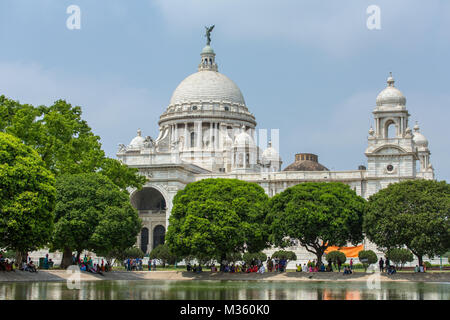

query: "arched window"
left=140, top=228, right=149, bottom=253
left=153, top=225, right=165, bottom=249
left=385, top=120, right=397, bottom=139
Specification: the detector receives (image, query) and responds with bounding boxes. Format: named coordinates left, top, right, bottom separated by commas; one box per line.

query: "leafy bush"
left=271, top=250, right=297, bottom=261
left=424, top=261, right=432, bottom=269
left=386, top=248, right=413, bottom=269
left=224, top=252, right=243, bottom=264
left=149, top=244, right=177, bottom=267
left=358, top=250, right=378, bottom=271
left=242, top=252, right=267, bottom=265
left=325, top=251, right=347, bottom=266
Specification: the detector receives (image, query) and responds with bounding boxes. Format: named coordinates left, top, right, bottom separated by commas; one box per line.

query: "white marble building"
left=117, top=43, right=434, bottom=262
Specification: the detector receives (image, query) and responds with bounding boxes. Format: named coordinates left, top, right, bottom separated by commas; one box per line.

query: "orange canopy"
left=324, top=244, right=364, bottom=258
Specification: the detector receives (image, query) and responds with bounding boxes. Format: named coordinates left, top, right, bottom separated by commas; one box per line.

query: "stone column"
left=210, top=122, right=213, bottom=150
left=175, top=123, right=178, bottom=142
left=184, top=122, right=189, bottom=149
left=196, top=121, right=202, bottom=149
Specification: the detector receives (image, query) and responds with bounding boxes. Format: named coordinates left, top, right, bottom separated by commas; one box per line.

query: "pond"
left=0, top=280, right=449, bottom=300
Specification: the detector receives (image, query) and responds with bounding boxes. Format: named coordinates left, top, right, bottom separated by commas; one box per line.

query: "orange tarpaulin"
left=324, top=244, right=364, bottom=258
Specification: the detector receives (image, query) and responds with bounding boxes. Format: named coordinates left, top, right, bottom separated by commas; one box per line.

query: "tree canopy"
left=358, top=250, right=378, bottom=271
left=52, top=173, right=141, bottom=267
left=149, top=243, right=177, bottom=267
left=242, top=252, right=267, bottom=265
left=99, top=157, right=146, bottom=192
left=271, top=250, right=297, bottom=262
left=267, top=182, right=365, bottom=266
left=0, top=95, right=146, bottom=191
left=364, top=179, right=450, bottom=266
left=0, top=132, right=56, bottom=260
left=385, top=248, right=414, bottom=269
left=165, top=178, right=270, bottom=264
left=325, top=250, right=347, bottom=265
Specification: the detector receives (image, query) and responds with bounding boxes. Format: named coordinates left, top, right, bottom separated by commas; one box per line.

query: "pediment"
left=372, top=145, right=407, bottom=155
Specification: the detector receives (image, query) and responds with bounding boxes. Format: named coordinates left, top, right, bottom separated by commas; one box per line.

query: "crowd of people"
left=75, top=254, right=109, bottom=275
left=378, top=257, right=398, bottom=274
left=124, top=257, right=144, bottom=271
left=185, top=257, right=288, bottom=274
left=0, top=252, right=39, bottom=272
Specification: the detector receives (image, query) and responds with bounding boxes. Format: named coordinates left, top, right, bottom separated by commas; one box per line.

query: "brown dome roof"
left=283, top=153, right=329, bottom=172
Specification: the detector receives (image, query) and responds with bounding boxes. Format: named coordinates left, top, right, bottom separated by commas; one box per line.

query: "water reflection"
left=0, top=280, right=448, bottom=300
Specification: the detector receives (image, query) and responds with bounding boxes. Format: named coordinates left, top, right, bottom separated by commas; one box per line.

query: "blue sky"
left=0, top=0, right=449, bottom=181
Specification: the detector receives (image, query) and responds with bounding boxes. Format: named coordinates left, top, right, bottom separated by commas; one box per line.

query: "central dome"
left=169, top=70, right=246, bottom=106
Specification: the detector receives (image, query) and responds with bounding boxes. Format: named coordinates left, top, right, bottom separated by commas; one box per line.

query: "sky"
left=0, top=0, right=449, bottom=181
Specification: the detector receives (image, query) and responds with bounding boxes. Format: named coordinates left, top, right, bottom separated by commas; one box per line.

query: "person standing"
left=385, top=257, right=390, bottom=271
left=337, top=258, right=342, bottom=273
left=379, top=257, right=384, bottom=273
left=349, top=258, right=353, bottom=271
left=152, top=259, right=156, bottom=271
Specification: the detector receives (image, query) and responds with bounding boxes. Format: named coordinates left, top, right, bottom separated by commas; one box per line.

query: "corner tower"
left=365, top=73, right=419, bottom=197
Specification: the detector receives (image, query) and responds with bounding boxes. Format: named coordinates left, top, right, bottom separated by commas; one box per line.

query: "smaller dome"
left=283, top=153, right=328, bottom=172
left=376, top=73, right=406, bottom=107
left=129, top=129, right=145, bottom=148
left=201, top=45, right=215, bottom=55
left=234, top=126, right=255, bottom=147
left=262, top=141, right=280, bottom=162
left=413, top=122, right=428, bottom=149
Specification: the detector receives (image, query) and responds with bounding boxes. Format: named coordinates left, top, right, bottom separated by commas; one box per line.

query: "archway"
left=140, top=227, right=149, bottom=253
left=384, top=119, right=397, bottom=139
left=131, top=187, right=167, bottom=212
left=153, top=225, right=165, bottom=249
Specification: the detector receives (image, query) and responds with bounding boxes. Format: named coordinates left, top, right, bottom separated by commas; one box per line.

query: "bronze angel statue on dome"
left=205, top=25, right=215, bottom=45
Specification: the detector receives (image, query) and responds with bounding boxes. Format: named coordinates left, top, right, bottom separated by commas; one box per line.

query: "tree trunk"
left=60, top=247, right=73, bottom=269
left=417, top=255, right=423, bottom=268
left=220, top=253, right=226, bottom=272
left=316, top=251, right=324, bottom=268
left=15, top=251, right=28, bottom=267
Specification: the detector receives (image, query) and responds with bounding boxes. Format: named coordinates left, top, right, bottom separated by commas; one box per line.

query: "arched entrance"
left=140, top=227, right=149, bottom=253
left=153, top=225, right=165, bottom=249
left=131, top=187, right=167, bottom=212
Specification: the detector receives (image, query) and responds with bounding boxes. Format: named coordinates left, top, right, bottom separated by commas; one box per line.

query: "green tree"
left=166, top=178, right=270, bottom=268
left=0, top=96, right=104, bottom=175
left=242, top=252, right=267, bottom=265
left=385, top=248, right=414, bottom=270
left=0, top=96, right=145, bottom=191
left=364, top=180, right=450, bottom=266
left=271, top=250, right=297, bottom=265
left=106, top=246, right=144, bottom=266
left=325, top=250, right=347, bottom=267
left=358, top=250, right=377, bottom=272
left=52, top=173, right=141, bottom=268
left=0, top=132, right=56, bottom=263
left=99, top=158, right=146, bottom=192
left=149, top=244, right=177, bottom=267
left=267, top=182, right=365, bottom=267
left=224, top=252, right=243, bottom=264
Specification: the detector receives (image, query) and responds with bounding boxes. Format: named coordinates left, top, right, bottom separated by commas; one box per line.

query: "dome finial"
left=199, top=26, right=218, bottom=72
left=387, top=72, right=395, bottom=87
left=137, top=128, right=142, bottom=136
left=414, top=121, right=420, bottom=132
left=205, top=25, right=215, bottom=46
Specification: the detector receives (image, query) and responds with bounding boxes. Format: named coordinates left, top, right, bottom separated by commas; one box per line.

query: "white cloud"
left=0, top=61, right=163, bottom=157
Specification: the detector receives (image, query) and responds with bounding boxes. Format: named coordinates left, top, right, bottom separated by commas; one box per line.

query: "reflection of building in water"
left=116, top=37, right=435, bottom=263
